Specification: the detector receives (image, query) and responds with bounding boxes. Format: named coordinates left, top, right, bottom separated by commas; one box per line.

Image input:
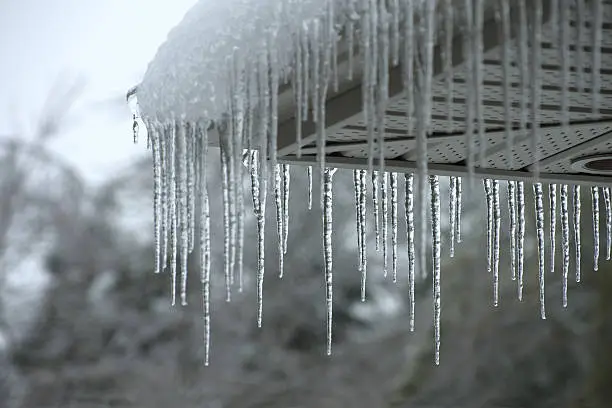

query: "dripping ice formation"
left=131, top=0, right=612, bottom=364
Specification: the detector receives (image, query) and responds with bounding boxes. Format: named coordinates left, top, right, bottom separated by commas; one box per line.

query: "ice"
left=561, top=184, right=570, bottom=307
left=282, top=164, right=291, bottom=255
left=449, top=177, right=457, bottom=258
left=549, top=184, right=557, bottom=275
left=133, top=0, right=611, bottom=364
left=508, top=181, right=517, bottom=281
left=573, top=185, right=582, bottom=283
left=372, top=171, right=381, bottom=251
left=499, top=0, right=513, bottom=166
left=443, top=0, right=454, bottom=133
left=484, top=179, right=493, bottom=275
left=382, top=172, right=389, bottom=276
left=322, top=168, right=337, bottom=355
left=274, top=164, right=285, bottom=278
left=456, top=177, right=462, bottom=243
left=359, top=169, right=368, bottom=301
left=390, top=172, right=399, bottom=283
left=178, top=124, right=189, bottom=305
left=198, top=126, right=211, bottom=366
left=492, top=180, right=500, bottom=307
left=430, top=175, right=442, bottom=365
left=592, top=186, right=600, bottom=271
left=517, top=181, right=525, bottom=301
left=405, top=173, right=415, bottom=332
left=533, top=183, right=546, bottom=319
left=150, top=123, right=163, bottom=275
left=530, top=0, right=543, bottom=178
left=308, top=166, right=313, bottom=210
left=604, top=187, right=612, bottom=260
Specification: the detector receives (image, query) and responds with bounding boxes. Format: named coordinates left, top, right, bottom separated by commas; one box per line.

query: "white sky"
left=0, top=0, right=197, bottom=184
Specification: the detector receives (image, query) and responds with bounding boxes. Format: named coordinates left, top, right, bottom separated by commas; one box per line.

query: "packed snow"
left=131, top=0, right=610, bottom=364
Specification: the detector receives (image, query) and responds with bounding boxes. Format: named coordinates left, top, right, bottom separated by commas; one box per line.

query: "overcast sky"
left=0, top=0, right=197, bottom=184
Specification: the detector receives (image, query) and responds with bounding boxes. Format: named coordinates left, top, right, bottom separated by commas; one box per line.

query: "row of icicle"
left=136, top=0, right=608, bottom=365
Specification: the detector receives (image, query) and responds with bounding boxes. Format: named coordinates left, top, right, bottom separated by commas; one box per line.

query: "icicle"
left=517, top=181, right=525, bottom=301
left=573, top=185, right=581, bottom=283
left=549, top=184, right=557, bottom=274
left=518, top=1, right=530, bottom=144
left=604, top=187, right=611, bottom=260
left=187, top=126, right=196, bottom=255
left=373, top=171, right=381, bottom=251
left=220, top=136, right=232, bottom=302
left=282, top=164, right=290, bottom=255
left=354, top=170, right=363, bottom=270
left=198, top=126, right=211, bottom=366
left=274, top=164, right=285, bottom=278
left=492, top=180, right=500, bottom=307
left=359, top=169, right=368, bottom=301
left=592, top=186, right=600, bottom=271
left=499, top=0, right=514, bottom=167
left=530, top=0, right=543, bottom=178
left=391, top=172, right=398, bottom=282
left=508, top=181, right=517, bottom=281
left=430, top=175, right=441, bottom=365
left=462, top=0, right=476, bottom=180
left=443, top=0, right=454, bottom=133
left=560, top=0, right=570, bottom=127
left=402, top=0, right=415, bottom=135
left=308, top=166, right=313, bottom=210
left=456, top=177, right=462, bottom=243
left=322, top=168, right=337, bottom=355
left=561, top=184, right=570, bottom=307
left=391, top=0, right=399, bottom=66
left=236, top=161, right=245, bottom=293
left=178, top=124, right=189, bottom=306
left=256, top=163, right=267, bottom=328
left=449, top=177, right=457, bottom=257
left=591, top=0, right=603, bottom=113
left=160, top=126, right=169, bottom=271
left=576, top=0, right=586, bottom=91
left=169, top=123, right=178, bottom=306
left=533, top=183, right=546, bottom=319
left=405, top=173, right=415, bottom=331
left=382, top=172, right=389, bottom=277
left=150, top=123, right=162, bottom=275
left=475, top=0, right=486, bottom=168
left=484, top=179, right=493, bottom=275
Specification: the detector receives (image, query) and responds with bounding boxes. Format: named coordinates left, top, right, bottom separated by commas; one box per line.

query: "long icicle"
left=534, top=183, right=546, bottom=319
left=151, top=122, right=162, bottom=275
left=220, top=131, right=232, bottom=302
left=282, top=164, right=291, bottom=255
left=405, top=173, right=415, bottom=331
left=391, top=172, right=398, bottom=282
left=382, top=172, right=389, bottom=276
left=456, top=177, right=462, bottom=243
left=430, top=175, right=441, bottom=366
left=359, top=169, right=368, bottom=301
left=604, top=187, right=611, bottom=260
left=178, top=123, right=189, bottom=306
left=308, top=166, right=313, bottom=210
left=508, top=181, right=517, bottom=281
left=373, top=171, right=381, bottom=251
left=274, top=164, right=285, bottom=278
left=449, top=176, right=457, bottom=258
left=573, top=185, right=582, bottom=283
left=354, top=170, right=363, bottom=271
left=549, top=184, right=557, bottom=274
left=492, top=180, right=501, bottom=307
left=517, top=181, right=526, bottom=301
left=323, top=168, right=336, bottom=356
left=169, top=123, right=178, bottom=306
left=592, top=186, right=600, bottom=271
left=484, top=179, right=493, bottom=275
left=198, top=126, right=212, bottom=366
left=561, top=184, right=570, bottom=307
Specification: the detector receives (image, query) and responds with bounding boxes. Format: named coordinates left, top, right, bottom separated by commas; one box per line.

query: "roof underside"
left=270, top=0, right=612, bottom=185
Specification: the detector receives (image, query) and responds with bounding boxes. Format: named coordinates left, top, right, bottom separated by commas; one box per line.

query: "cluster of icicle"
left=134, top=0, right=608, bottom=365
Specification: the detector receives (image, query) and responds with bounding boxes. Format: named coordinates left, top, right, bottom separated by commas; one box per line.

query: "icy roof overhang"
left=134, top=0, right=612, bottom=186
left=127, top=0, right=612, bottom=365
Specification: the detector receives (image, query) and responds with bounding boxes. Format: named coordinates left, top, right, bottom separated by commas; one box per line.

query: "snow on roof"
left=129, top=0, right=611, bottom=367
